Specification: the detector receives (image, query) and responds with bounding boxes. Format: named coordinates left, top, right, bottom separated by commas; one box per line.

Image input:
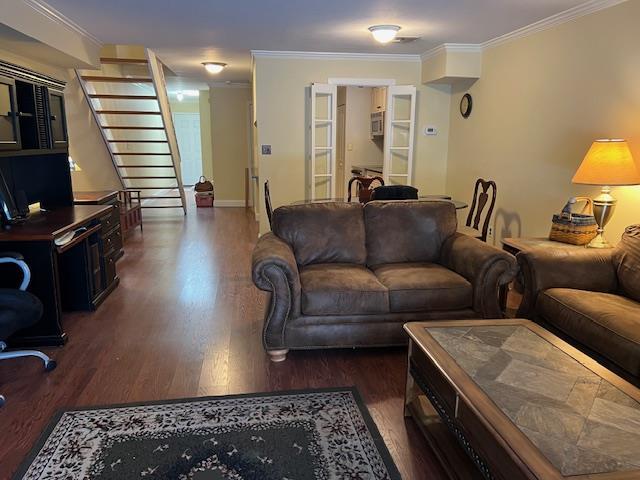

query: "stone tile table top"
left=425, top=322, right=640, bottom=477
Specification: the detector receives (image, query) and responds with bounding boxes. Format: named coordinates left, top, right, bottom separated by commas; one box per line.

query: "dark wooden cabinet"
left=74, top=191, right=125, bottom=261
left=0, top=75, right=20, bottom=151
left=48, top=90, right=68, bottom=148
left=0, top=60, right=67, bottom=155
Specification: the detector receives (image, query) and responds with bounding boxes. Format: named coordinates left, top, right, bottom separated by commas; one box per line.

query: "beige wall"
left=0, top=47, right=120, bottom=192
left=254, top=56, right=451, bottom=232
left=446, top=0, right=640, bottom=246
left=344, top=86, right=383, bottom=183
left=210, top=86, right=251, bottom=202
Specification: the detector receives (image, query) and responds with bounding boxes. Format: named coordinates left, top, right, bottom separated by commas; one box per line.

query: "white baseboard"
left=215, top=200, right=246, bottom=207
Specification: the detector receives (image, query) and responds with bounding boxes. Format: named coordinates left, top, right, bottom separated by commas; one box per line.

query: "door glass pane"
left=314, top=122, right=332, bottom=148
left=314, top=150, right=331, bottom=175
left=315, top=93, right=332, bottom=120
left=0, top=83, right=11, bottom=115
left=390, top=150, right=409, bottom=175
left=392, top=95, right=412, bottom=121
left=390, top=123, right=410, bottom=148
left=50, top=94, right=66, bottom=142
left=314, top=177, right=331, bottom=198
left=388, top=175, right=408, bottom=186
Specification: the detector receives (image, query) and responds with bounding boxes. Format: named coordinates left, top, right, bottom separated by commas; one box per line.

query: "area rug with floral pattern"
left=13, top=388, right=400, bottom=479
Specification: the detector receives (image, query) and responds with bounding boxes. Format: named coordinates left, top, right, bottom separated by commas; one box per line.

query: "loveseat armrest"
left=252, top=233, right=301, bottom=350
left=517, top=248, right=617, bottom=318
left=441, top=233, right=518, bottom=318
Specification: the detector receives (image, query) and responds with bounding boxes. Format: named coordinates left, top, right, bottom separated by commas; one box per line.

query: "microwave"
left=371, top=111, right=384, bottom=137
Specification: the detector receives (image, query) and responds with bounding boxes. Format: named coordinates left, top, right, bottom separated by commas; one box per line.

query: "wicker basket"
left=549, top=197, right=597, bottom=245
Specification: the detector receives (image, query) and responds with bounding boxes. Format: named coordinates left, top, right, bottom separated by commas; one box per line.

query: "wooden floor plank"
left=0, top=205, right=447, bottom=479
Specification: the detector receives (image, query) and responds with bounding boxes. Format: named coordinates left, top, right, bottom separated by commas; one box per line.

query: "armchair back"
left=614, top=224, right=640, bottom=302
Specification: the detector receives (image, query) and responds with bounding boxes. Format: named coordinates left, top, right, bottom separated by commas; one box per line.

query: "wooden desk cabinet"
left=74, top=190, right=124, bottom=260
left=0, top=205, right=119, bottom=346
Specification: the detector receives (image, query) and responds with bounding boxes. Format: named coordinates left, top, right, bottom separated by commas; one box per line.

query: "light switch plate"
left=261, top=145, right=272, bottom=155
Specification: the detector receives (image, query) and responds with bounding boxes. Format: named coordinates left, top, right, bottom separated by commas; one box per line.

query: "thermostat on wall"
left=424, top=126, right=437, bottom=136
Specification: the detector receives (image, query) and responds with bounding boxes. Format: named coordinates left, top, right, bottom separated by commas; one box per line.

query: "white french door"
left=310, top=83, right=337, bottom=200
left=383, top=85, right=416, bottom=186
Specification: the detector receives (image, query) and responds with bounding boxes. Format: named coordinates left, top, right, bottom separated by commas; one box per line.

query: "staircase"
left=76, top=50, right=187, bottom=214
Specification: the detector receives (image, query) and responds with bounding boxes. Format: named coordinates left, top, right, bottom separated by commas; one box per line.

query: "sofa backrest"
left=273, top=202, right=367, bottom=266
left=614, top=224, right=640, bottom=302
left=363, top=200, right=457, bottom=266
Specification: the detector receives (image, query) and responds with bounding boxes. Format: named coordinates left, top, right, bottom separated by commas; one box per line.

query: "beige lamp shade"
left=572, top=139, right=640, bottom=186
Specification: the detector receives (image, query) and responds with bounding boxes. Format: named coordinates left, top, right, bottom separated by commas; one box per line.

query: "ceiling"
left=44, top=0, right=589, bottom=84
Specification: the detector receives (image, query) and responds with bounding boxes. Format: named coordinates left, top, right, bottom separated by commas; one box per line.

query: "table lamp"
left=572, top=139, right=640, bottom=248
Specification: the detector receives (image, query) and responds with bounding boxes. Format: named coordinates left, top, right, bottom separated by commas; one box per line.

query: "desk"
left=74, top=190, right=125, bottom=260
left=0, top=205, right=119, bottom=346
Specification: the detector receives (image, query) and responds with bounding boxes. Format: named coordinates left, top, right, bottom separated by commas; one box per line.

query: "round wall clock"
left=460, top=93, right=473, bottom=118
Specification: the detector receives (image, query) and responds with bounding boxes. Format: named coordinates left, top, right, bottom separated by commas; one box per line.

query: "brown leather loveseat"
left=518, top=225, right=640, bottom=381
left=252, top=200, right=517, bottom=362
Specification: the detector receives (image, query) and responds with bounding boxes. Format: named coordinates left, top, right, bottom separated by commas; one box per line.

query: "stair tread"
left=113, top=152, right=171, bottom=155
left=101, top=126, right=165, bottom=130
left=117, top=165, right=174, bottom=168
left=90, top=94, right=158, bottom=100
left=81, top=76, right=153, bottom=82
left=100, top=57, right=149, bottom=64
left=122, top=176, right=176, bottom=179
left=96, top=110, right=162, bottom=115
left=108, top=140, right=168, bottom=143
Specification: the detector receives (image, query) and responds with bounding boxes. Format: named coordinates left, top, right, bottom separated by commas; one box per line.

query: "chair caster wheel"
left=0, top=395, right=5, bottom=407
left=45, top=360, right=57, bottom=372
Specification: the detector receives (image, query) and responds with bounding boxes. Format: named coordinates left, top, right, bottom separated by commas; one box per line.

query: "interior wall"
left=446, top=0, right=640, bottom=245
left=254, top=56, right=451, bottom=233
left=0, top=47, right=120, bottom=192
left=210, top=86, right=252, bottom=203
left=344, top=86, right=383, bottom=185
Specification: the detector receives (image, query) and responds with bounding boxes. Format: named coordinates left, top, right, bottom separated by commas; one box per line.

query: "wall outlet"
left=488, top=226, right=493, bottom=237
left=424, top=125, right=437, bottom=136
left=261, top=145, right=272, bottom=155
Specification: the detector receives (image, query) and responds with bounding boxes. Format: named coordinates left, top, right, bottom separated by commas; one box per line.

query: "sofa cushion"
left=373, top=262, right=472, bottom=313
left=300, top=264, right=389, bottom=316
left=537, top=288, right=640, bottom=377
left=364, top=200, right=457, bottom=267
left=614, top=224, right=640, bottom=303
left=273, top=203, right=366, bottom=267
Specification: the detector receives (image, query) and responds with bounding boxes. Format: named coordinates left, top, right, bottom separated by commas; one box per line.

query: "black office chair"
left=0, top=252, right=56, bottom=407
left=370, top=185, right=419, bottom=200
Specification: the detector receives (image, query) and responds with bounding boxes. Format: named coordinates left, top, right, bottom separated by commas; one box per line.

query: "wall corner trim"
left=21, top=0, right=102, bottom=47
left=251, top=50, right=421, bottom=62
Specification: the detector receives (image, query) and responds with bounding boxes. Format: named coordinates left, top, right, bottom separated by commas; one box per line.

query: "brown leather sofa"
left=252, top=200, right=517, bottom=361
left=518, top=225, right=640, bottom=381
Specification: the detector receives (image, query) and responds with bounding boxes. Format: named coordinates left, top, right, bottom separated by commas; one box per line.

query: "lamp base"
left=587, top=186, right=616, bottom=249
left=587, top=231, right=612, bottom=249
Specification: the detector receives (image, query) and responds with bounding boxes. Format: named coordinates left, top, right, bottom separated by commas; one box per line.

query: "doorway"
left=173, top=112, right=202, bottom=186
left=308, top=79, right=416, bottom=201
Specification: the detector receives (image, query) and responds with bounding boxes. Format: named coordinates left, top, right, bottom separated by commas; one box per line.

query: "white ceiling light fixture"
left=202, top=62, right=227, bottom=74
left=176, top=91, right=184, bottom=102
left=368, top=25, right=401, bottom=44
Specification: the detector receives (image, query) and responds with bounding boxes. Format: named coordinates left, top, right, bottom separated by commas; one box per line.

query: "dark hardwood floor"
left=0, top=205, right=448, bottom=479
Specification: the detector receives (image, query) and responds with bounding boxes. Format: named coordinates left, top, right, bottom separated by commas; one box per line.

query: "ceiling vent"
left=393, top=36, right=420, bottom=44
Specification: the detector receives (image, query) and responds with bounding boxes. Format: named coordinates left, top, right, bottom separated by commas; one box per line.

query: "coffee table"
left=404, top=319, right=640, bottom=480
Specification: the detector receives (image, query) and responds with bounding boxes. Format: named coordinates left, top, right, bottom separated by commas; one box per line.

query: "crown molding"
left=21, top=0, right=102, bottom=47
left=420, top=43, right=482, bottom=61
left=419, top=0, right=628, bottom=60
left=251, top=50, right=421, bottom=62
left=483, top=0, right=628, bottom=49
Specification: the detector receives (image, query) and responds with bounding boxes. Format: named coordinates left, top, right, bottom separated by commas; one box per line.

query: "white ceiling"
left=44, top=0, right=590, bottom=84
